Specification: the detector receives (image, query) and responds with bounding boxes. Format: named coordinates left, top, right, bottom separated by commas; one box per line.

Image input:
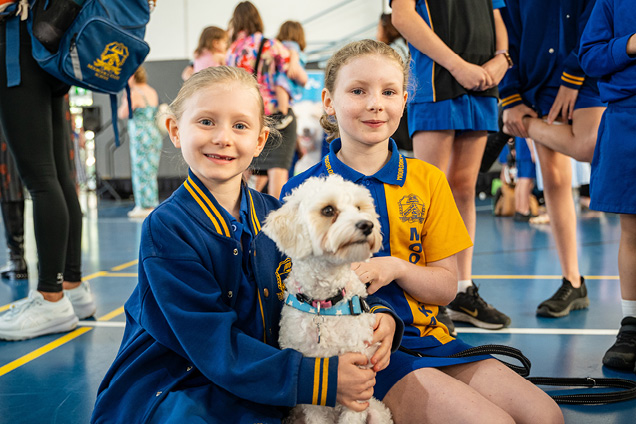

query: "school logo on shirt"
left=275, top=258, right=292, bottom=300
left=398, top=194, right=426, bottom=224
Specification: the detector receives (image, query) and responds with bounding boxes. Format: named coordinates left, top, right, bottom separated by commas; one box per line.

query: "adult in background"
left=500, top=0, right=604, bottom=318
left=118, top=66, right=163, bottom=219
left=0, top=8, right=95, bottom=341
left=392, top=0, right=512, bottom=331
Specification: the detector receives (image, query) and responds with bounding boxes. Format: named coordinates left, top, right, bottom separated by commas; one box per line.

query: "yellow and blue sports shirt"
left=282, top=139, right=473, bottom=350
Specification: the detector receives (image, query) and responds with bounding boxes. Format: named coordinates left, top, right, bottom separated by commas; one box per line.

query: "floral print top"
left=226, top=31, right=290, bottom=115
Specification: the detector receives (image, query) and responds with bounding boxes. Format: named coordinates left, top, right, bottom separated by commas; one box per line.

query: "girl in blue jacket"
left=90, top=66, right=401, bottom=424
left=579, top=0, right=636, bottom=372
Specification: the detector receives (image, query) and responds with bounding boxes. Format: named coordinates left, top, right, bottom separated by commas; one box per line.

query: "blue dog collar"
left=285, top=293, right=365, bottom=316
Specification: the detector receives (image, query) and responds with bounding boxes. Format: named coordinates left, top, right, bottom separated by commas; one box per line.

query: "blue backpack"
left=2, top=0, right=152, bottom=145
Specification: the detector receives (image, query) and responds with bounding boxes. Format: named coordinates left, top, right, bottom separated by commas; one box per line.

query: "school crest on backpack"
left=89, top=41, right=130, bottom=82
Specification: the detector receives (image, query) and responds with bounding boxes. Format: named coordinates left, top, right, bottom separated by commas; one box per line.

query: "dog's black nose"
left=356, top=220, right=374, bottom=236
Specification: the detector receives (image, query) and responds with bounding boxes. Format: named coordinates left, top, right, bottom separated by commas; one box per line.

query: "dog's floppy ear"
left=263, top=197, right=312, bottom=258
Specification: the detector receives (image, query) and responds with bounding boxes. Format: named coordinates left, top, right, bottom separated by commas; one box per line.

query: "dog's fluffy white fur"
left=263, top=175, right=393, bottom=424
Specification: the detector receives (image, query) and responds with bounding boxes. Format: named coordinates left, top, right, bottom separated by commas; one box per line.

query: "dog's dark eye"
left=321, top=206, right=335, bottom=217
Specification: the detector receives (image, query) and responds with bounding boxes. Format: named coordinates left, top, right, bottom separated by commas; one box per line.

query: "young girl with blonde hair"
left=283, top=39, right=563, bottom=424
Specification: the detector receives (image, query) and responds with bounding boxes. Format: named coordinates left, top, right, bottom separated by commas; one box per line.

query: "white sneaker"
left=0, top=291, right=79, bottom=341
left=64, top=281, right=97, bottom=319
left=127, top=206, right=154, bottom=219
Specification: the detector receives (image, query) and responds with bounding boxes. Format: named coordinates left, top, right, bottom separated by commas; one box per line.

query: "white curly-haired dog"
left=262, top=174, right=393, bottom=424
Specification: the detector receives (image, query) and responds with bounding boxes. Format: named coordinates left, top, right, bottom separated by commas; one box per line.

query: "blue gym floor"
left=0, top=194, right=634, bottom=423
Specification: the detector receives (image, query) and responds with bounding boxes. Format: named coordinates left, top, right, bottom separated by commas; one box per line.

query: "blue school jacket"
left=91, top=171, right=401, bottom=424
left=579, top=0, right=636, bottom=104
left=499, top=0, right=597, bottom=109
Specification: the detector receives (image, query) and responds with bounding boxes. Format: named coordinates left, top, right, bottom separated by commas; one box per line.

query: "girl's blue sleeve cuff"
left=297, top=356, right=338, bottom=407
left=611, top=34, right=636, bottom=68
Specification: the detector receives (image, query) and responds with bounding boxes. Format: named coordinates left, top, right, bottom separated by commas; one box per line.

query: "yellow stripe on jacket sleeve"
left=561, top=75, right=584, bottom=85
left=184, top=180, right=223, bottom=234
left=500, top=94, right=523, bottom=107
left=188, top=177, right=231, bottom=237
left=312, top=358, right=321, bottom=404
left=563, top=72, right=584, bottom=82
left=320, top=358, right=329, bottom=406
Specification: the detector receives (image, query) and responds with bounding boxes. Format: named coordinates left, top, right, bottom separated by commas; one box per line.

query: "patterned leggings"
left=128, top=118, right=162, bottom=208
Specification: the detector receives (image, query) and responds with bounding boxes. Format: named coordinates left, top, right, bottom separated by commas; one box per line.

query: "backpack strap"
left=253, top=36, right=266, bottom=78
left=5, top=13, right=20, bottom=86
left=110, top=84, right=132, bottom=147
left=399, top=343, right=636, bottom=405
left=2, top=0, right=32, bottom=87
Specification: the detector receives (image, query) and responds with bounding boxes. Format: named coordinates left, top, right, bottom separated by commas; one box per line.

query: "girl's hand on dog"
left=337, top=353, right=375, bottom=411
left=370, top=314, right=395, bottom=372
left=351, top=257, right=399, bottom=294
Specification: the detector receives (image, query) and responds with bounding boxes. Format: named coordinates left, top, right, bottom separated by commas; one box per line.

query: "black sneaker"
left=437, top=306, right=457, bottom=337
left=536, top=277, right=589, bottom=317
left=602, top=317, right=636, bottom=370
left=447, top=284, right=511, bottom=329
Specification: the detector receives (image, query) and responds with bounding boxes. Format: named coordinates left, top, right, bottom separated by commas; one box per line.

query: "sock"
left=621, top=299, right=636, bottom=319
left=457, top=279, right=473, bottom=294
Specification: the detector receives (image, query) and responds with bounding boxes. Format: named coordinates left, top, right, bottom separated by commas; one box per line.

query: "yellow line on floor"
left=111, top=260, right=138, bottom=272
left=0, top=327, right=92, bottom=377
left=102, top=272, right=138, bottom=277
left=0, top=306, right=126, bottom=377
left=97, top=306, right=125, bottom=321
left=473, top=275, right=619, bottom=280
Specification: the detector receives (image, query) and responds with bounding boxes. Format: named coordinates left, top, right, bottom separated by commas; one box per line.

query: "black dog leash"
left=399, top=344, right=636, bottom=405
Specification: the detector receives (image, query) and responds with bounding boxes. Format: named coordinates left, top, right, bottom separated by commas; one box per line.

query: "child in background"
left=274, top=20, right=307, bottom=130
left=392, top=0, right=512, bottom=331
left=193, top=26, right=227, bottom=73
left=282, top=39, right=562, bottom=424
left=578, top=0, right=636, bottom=373
left=91, top=66, right=400, bottom=423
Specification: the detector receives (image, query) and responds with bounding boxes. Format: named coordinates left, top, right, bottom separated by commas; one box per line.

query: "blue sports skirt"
left=375, top=337, right=491, bottom=400
left=407, top=95, right=498, bottom=136
left=589, top=103, right=636, bottom=214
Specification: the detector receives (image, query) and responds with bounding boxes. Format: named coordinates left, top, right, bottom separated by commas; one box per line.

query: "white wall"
left=145, top=0, right=389, bottom=62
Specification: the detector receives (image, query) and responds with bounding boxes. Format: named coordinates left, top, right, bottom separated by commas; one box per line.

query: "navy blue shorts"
left=590, top=103, right=636, bottom=214
left=408, top=94, right=498, bottom=136
left=535, top=83, right=606, bottom=117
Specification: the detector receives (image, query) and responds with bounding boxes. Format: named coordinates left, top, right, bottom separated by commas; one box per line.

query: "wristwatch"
left=495, top=49, right=514, bottom=68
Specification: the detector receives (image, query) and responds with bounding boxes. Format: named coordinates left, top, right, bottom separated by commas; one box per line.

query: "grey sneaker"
left=536, top=277, right=589, bottom=318
left=602, top=317, right=636, bottom=370
left=64, top=281, right=96, bottom=319
left=0, top=291, right=78, bottom=341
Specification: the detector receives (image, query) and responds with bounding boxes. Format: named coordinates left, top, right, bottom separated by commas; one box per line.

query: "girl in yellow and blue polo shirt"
left=283, top=39, right=564, bottom=423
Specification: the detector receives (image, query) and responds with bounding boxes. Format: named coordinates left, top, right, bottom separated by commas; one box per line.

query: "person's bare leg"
left=524, top=107, right=605, bottom=162
left=275, top=86, right=290, bottom=116
left=383, top=367, right=514, bottom=424
left=412, top=130, right=455, bottom=171
left=446, top=131, right=487, bottom=280
left=619, top=215, right=636, bottom=301
left=441, top=359, right=564, bottom=424
left=533, top=143, right=581, bottom=286
left=515, top=177, right=533, bottom=215
left=266, top=167, right=289, bottom=199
